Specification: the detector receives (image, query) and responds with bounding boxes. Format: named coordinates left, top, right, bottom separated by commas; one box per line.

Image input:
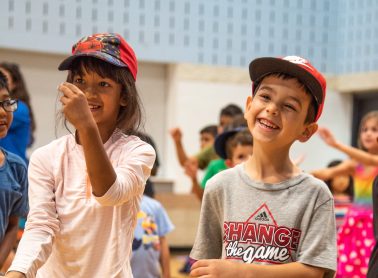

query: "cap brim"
left=249, top=57, right=323, bottom=105
left=214, top=127, right=245, bottom=159
left=58, top=52, right=127, bottom=71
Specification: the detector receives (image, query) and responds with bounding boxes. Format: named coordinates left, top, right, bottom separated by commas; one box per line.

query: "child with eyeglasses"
left=0, top=71, right=28, bottom=272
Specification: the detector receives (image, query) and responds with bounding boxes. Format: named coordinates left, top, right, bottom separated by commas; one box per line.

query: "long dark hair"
left=325, top=160, right=354, bottom=199
left=63, top=57, right=144, bottom=134
left=0, top=62, right=36, bottom=145
left=0, top=71, right=9, bottom=92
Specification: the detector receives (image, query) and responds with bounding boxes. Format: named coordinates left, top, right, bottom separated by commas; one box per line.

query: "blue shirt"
left=0, top=148, right=28, bottom=242
left=131, top=196, right=174, bottom=278
left=0, top=100, right=31, bottom=163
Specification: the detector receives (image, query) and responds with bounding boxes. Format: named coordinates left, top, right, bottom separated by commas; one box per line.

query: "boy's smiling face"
left=244, top=76, right=318, bottom=147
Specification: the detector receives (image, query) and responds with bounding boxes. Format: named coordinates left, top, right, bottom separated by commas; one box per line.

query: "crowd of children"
left=0, top=31, right=377, bottom=278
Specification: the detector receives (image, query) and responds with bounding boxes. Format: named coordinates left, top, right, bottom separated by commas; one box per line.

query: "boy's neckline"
left=243, top=155, right=302, bottom=184
left=237, top=163, right=306, bottom=190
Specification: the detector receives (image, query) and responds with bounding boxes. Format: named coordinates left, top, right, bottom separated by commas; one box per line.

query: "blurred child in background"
left=170, top=104, right=243, bottom=172
left=185, top=126, right=253, bottom=200
left=170, top=125, right=218, bottom=171
left=131, top=189, right=174, bottom=278
left=0, top=63, right=36, bottom=163
left=0, top=72, right=28, bottom=272
left=325, top=160, right=354, bottom=231
left=131, top=132, right=174, bottom=278
left=0, top=63, right=35, bottom=244
left=312, top=111, right=378, bottom=278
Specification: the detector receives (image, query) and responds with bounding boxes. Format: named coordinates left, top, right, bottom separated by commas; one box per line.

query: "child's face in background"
left=219, top=115, right=233, bottom=133
left=0, top=88, right=13, bottom=138
left=360, top=117, right=378, bottom=153
left=331, top=175, right=350, bottom=195
left=200, top=132, right=215, bottom=149
left=229, top=144, right=253, bottom=167
left=72, top=68, right=125, bottom=134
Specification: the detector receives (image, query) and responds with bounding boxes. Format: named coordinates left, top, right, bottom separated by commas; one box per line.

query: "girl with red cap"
left=5, top=33, right=155, bottom=278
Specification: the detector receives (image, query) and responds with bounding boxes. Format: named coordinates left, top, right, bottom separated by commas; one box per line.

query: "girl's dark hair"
left=0, top=62, right=36, bottom=145
left=0, top=71, right=9, bottom=92
left=253, top=73, right=317, bottom=124
left=325, top=160, right=354, bottom=198
left=64, top=57, right=144, bottom=134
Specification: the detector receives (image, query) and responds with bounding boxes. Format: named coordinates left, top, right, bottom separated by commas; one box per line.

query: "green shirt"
left=195, top=145, right=219, bottom=170
left=200, top=159, right=228, bottom=189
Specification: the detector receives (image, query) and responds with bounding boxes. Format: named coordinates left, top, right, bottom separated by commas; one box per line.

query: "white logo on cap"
left=283, top=56, right=313, bottom=70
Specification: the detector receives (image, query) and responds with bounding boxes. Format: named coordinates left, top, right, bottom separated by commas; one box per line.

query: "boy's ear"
left=244, top=96, right=253, bottom=120
left=298, top=123, right=318, bottom=143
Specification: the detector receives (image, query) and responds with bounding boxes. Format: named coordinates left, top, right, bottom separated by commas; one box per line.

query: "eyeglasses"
left=0, top=99, right=18, bottom=112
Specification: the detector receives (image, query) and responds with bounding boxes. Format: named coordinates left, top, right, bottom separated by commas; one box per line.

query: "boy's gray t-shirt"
left=190, top=163, right=336, bottom=278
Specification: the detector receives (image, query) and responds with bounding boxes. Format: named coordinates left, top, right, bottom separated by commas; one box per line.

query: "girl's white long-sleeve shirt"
left=8, top=129, right=156, bottom=278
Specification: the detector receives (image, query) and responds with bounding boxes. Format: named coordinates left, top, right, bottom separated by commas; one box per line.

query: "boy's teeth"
left=259, top=119, right=277, bottom=129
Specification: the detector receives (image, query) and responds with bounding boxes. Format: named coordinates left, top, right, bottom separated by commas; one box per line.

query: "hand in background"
left=317, top=127, right=338, bottom=147
left=292, top=153, right=306, bottom=166
left=169, top=128, right=183, bottom=143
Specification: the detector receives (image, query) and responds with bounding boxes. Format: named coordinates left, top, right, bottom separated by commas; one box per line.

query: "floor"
left=170, top=250, right=191, bottom=278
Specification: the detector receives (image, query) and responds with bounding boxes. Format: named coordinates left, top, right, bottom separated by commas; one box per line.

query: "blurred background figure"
left=312, top=112, right=378, bottom=278
left=0, top=62, right=35, bottom=266
left=170, top=124, right=218, bottom=171
left=324, top=160, right=354, bottom=231
left=0, top=70, right=28, bottom=274
left=0, top=62, right=36, bottom=163
left=131, top=187, right=174, bottom=278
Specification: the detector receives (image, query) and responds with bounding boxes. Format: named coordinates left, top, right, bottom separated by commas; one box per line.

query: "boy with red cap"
left=190, top=56, right=336, bottom=277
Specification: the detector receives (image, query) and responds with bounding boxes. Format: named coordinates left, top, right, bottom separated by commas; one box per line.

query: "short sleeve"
left=95, top=141, right=156, bottom=206
left=154, top=202, right=174, bottom=237
left=190, top=180, right=223, bottom=260
left=297, top=198, right=337, bottom=277
left=10, top=162, right=29, bottom=217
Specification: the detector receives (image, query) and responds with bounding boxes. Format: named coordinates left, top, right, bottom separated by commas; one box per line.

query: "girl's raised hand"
left=317, top=127, right=338, bottom=147
left=58, top=82, right=95, bottom=130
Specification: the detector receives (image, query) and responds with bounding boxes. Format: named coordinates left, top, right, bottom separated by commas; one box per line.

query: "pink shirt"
left=8, top=130, right=156, bottom=278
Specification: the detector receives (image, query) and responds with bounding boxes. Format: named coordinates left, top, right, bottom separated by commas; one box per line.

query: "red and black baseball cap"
left=249, top=56, right=326, bottom=122
left=58, top=33, right=138, bottom=81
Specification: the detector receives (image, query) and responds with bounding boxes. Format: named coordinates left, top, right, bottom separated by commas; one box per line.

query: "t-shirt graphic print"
left=224, top=203, right=301, bottom=264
